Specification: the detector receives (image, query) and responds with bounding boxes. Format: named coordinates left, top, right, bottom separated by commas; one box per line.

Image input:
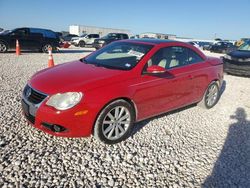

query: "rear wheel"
left=198, top=82, right=220, bottom=109
left=93, top=100, right=135, bottom=144
left=41, top=44, right=52, bottom=53
left=0, top=41, right=8, bottom=53
left=79, top=41, right=85, bottom=47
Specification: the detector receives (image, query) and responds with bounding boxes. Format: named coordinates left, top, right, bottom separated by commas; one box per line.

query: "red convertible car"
left=22, top=39, right=223, bottom=144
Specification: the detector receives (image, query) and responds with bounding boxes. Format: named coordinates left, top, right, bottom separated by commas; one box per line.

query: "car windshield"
left=0, top=30, right=13, bottom=35
left=238, top=42, right=250, bottom=51
left=80, top=34, right=87, bottom=37
left=82, top=42, right=153, bottom=70
left=101, top=33, right=117, bottom=39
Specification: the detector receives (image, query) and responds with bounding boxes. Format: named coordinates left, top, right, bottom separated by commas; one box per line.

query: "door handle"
left=188, top=75, right=194, bottom=79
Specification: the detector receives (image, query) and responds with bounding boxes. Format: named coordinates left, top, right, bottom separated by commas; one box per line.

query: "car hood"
left=29, top=60, right=131, bottom=95
left=71, top=37, right=80, bottom=40
left=228, top=50, right=250, bottom=59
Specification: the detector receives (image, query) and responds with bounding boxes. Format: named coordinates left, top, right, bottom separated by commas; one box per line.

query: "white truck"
left=70, top=34, right=100, bottom=47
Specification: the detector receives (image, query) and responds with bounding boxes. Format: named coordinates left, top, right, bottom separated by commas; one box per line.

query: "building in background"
left=139, top=32, right=176, bottom=39
left=69, top=25, right=131, bottom=37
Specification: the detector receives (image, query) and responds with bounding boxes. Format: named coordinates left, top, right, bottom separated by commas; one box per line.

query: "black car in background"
left=210, top=42, right=236, bottom=54
left=223, top=41, right=250, bottom=76
left=0, top=27, right=60, bottom=53
left=93, top=33, right=129, bottom=49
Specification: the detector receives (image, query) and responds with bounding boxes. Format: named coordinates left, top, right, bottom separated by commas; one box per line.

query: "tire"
left=41, top=44, right=52, bottom=53
left=0, top=41, right=8, bottom=53
left=79, top=41, right=85, bottom=47
left=93, top=99, right=135, bottom=144
left=198, top=82, right=220, bottom=109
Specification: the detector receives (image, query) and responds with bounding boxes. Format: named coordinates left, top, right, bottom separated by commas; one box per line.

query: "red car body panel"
left=23, top=40, right=223, bottom=137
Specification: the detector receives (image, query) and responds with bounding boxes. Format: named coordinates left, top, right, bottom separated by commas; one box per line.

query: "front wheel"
left=198, top=82, right=220, bottom=109
left=93, top=100, right=135, bottom=144
left=0, top=41, right=8, bottom=53
left=79, top=41, right=85, bottom=47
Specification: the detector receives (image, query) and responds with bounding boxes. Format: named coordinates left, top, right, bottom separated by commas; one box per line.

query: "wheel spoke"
left=107, top=126, right=115, bottom=138
left=115, top=126, right=119, bottom=138
left=104, top=124, right=114, bottom=135
left=117, top=124, right=125, bottom=133
left=118, top=107, right=125, bottom=119
left=114, top=107, right=119, bottom=119
left=119, top=114, right=129, bottom=121
left=103, top=120, right=113, bottom=124
left=107, top=112, right=115, bottom=121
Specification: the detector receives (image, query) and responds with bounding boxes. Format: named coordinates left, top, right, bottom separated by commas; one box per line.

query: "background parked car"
left=199, top=42, right=213, bottom=51
left=210, top=42, right=236, bottom=53
left=223, top=41, right=250, bottom=76
left=0, top=27, right=60, bottom=53
left=93, top=33, right=129, bottom=49
left=61, top=34, right=78, bottom=42
left=188, top=41, right=200, bottom=48
left=70, top=34, right=100, bottom=47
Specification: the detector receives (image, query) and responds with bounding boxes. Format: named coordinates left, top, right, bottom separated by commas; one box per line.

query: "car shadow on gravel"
left=130, top=104, right=197, bottom=137
left=203, top=107, right=250, bottom=187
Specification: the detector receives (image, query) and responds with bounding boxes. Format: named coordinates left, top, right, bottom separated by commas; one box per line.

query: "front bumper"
left=21, top=86, right=95, bottom=137
left=93, top=43, right=104, bottom=49
left=223, top=58, right=250, bottom=76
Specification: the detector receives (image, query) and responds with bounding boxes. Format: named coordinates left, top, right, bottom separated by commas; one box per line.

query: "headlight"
left=46, top=92, right=83, bottom=110
left=224, top=54, right=232, bottom=60
left=98, top=40, right=105, bottom=44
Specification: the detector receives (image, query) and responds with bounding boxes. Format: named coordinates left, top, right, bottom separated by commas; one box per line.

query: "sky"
left=0, top=0, right=249, bottom=40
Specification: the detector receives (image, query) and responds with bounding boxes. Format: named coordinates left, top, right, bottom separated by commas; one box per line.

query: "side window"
left=123, top=34, right=129, bottom=39
left=43, top=30, right=57, bottom=38
left=187, top=48, right=204, bottom=64
left=117, top=34, right=122, bottom=39
left=145, top=47, right=189, bottom=70
left=13, top=28, right=28, bottom=36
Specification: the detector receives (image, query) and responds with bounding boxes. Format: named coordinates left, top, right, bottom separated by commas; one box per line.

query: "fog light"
left=41, top=122, right=67, bottom=132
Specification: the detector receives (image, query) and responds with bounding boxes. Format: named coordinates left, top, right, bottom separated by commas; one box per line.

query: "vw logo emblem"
left=26, top=88, right=32, bottom=98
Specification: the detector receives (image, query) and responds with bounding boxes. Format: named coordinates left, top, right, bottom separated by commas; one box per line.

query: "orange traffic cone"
left=16, top=40, right=21, bottom=55
left=48, top=47, right=55, bottom=67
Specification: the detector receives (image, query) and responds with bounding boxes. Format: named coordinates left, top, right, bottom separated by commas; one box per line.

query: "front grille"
left=21, top=99, right=35, bottom=124
left=23, top=85, right=47, bottom=104
left=223, top=58, right=250, bottom=66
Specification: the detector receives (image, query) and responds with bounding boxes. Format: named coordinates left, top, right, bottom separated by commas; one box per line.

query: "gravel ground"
left=0, top=47, right=250, bottom=187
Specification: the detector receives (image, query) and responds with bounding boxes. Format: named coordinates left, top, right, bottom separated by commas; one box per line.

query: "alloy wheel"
left=43, top=44, right=52, bottom=53
left=205, top=84, right=219, bottom=107
left=102, top=106, right=131, bottom=140
left=0, top=43, right=7, bottom=52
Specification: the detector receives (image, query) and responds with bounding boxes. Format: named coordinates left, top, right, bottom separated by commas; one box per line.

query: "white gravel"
left=0, top=47, right=250, bottom=187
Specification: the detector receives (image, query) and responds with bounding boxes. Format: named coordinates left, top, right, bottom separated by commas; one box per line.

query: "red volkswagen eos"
left=22, top=39, right=223, bottom=144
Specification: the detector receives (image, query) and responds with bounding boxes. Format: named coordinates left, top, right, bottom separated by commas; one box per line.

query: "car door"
left=9, top=28, right=30, bottom=49
left=85, top=34, right=95, bottom=45
left=133, top=46, right=197, bottom=119
left=28, top=28, right=44, bottom=49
